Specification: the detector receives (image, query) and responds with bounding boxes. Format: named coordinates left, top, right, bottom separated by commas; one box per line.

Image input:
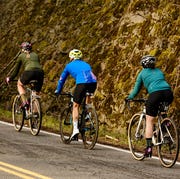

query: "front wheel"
left=157, top=117, right=179, bottom=168
left=59, top=107, right=73, bottom=144
left=29, top=98, right=42, bottom=136
left=12, top=95, right=24, bottom=131
left=128, top=113, right=146, bottom=160
left=81, top=106, right=99, bottom=150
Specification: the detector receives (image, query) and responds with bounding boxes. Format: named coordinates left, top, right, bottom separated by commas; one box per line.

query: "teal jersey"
left=128, top=68, right=171, bottom=99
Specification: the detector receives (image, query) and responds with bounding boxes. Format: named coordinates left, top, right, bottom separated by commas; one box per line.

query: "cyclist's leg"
left=71, top=102, right=80, bottom=137
left=33, top=70, right=44, bottom=94
left=85, top=82, right=97, bottom=105
left=18, top=71, right=35, bottom=106
left=145, top=91, right=160, bottom=157
left=17, top=79, right=27, bottom=106
left=71, top=84, right=85, bottom=138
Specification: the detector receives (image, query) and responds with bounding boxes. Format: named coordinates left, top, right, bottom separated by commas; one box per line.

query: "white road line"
left=1, top=120, right=180, bottom=166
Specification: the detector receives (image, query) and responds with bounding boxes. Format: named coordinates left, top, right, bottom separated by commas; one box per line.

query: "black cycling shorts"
left=73, top=82, right=97, bottom=104
left=146, top=90, right=173, bottom=117
left=20, top=70, right=44, bottom=92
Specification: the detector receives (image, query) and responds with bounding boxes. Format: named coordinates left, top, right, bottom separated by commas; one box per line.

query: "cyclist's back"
left=139, top=68, right=171, bottom=93
left=60, top=59, right=97, bottom=85
left=17, top=52, right=42, bottom=71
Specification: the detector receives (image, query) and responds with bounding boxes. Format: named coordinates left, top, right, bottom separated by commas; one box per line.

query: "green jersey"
left=10, top=52, right=42, bottom=80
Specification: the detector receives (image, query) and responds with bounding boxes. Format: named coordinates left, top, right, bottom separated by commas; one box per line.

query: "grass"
left=0, top=106, right=129, bottom=149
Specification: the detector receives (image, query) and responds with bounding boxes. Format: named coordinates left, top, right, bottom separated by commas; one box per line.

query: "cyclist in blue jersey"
left=55, top=49, right=97, bottom=139
left=127, top=55, right=173, bottom=157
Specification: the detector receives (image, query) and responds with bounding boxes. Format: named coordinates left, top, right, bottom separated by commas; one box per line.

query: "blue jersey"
left=56, top=59, right=97, bottom=93
left=128, top=68, right=171, bottom=99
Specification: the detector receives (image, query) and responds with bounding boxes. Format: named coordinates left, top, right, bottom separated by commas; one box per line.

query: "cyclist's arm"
left=9, top=58, right=22, bottom=80
left=55, top=66, right=69, bottom=93
left=128, top=72, right=143, bottom=99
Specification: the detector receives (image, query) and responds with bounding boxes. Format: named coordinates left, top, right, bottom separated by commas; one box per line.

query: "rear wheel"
left=59, top=107, right=73, bottom=144
left=81, top=106, right=99, bottom=150
left=157, top=118, right=179, bottom=168
left=29, top=98, right=42, bottom=136
left=128, top=113, right=146, bottom=160
left=12, top=95, right=24, bottom=131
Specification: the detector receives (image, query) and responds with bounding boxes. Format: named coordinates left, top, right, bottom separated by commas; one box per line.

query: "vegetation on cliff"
left=0, top=0, right=179, bottom=139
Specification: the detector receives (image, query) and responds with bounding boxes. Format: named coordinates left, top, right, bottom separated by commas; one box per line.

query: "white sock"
left=73, top=121, right=78, bottom=130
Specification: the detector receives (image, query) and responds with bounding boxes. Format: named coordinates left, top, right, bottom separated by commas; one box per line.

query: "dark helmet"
left=20, top=42, right=32, bottom=51
left=140, top=55, right=156, bottom=68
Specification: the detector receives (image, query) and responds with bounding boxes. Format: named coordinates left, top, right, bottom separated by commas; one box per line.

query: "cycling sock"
left=146, top=138, right=152, bottom=147
left=73, top=121, right=78, bottom=130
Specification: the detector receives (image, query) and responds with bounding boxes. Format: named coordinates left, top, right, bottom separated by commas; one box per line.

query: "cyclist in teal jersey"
left=6, top=42, right=44, bottom=108
left=127, top=55, right=173, bottom=157
left=55, top=49, right=97, bottom=139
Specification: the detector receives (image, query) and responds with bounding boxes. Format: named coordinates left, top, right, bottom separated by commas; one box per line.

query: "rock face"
left=0, top=0, right=179, bottom=132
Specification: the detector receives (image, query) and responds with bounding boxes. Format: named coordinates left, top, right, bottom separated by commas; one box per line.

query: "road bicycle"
left=12, top=80, right=42, bottom=136
left=127, top=99, right=179, bottom=168
left=59, top=92, right=99, bottom=149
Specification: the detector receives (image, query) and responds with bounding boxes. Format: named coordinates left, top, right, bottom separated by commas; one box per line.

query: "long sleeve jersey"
left=10, top=52, right=42, bottom=80
left=128, top=68, right=171, bottom=99
left=56, top=59, right=97, bottom=93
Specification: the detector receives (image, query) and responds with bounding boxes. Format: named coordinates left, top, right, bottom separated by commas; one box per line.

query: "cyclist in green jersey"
left=127, top=55, right=173, bottom=157
left=6, top=42, right=44, bottom=108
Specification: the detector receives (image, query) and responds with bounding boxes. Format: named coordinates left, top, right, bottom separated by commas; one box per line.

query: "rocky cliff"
left=0, top=0, right=179, bottom=133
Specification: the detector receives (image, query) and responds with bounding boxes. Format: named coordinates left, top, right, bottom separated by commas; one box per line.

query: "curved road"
left=0, top=121, right=179, bottom=179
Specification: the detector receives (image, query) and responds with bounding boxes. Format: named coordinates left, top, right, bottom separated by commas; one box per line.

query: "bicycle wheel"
left=59, top=107, right=73, bottom=144
left=12, top=95, right=25, bottom=131
left=29, top=98, right=42, bottom=136
left=157, top=117, right=179, bottom=168
left=81, top=106, right=99, bottom=150
left=128, top=113, right=146, bottom=160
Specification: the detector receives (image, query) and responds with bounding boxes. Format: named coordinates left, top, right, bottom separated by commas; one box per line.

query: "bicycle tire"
left=59, top=107, right=73, bottom=144
left=12, top=95, right=25, bottom=131
left=29, top=98, right=42, bottom=136
left=81, top=106, right=99, bottom=150
left=157, top=117, right=179, bottom=168
left=128, top=113, right=146, bottom=160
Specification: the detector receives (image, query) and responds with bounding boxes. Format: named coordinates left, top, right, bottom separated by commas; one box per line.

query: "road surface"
left=0, top=121, right=179, bottom=179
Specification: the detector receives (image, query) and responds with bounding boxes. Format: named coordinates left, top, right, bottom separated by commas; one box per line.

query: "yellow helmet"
left=69, top=49, right=83, bottom=59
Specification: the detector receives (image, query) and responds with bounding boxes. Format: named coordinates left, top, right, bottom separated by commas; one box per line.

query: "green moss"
left=0, top=0, right=180, bottom=143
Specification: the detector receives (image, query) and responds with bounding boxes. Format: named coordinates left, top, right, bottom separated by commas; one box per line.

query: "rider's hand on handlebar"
left=125, top=97, right=131, bottom=103
left=5, top=77, right=10, bottom=84
left=54, top=90, right=60, bottom=96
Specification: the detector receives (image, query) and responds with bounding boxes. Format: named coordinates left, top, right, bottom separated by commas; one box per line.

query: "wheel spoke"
left=30, top=98, right=42, bottom=136
left=82, top=106, right=99, bottom=150
left=60, top=108, right=73, bottom=144
left=128, top=114, right=146, bottom=160
left=157, top=118, right=179, bottom=168
left=12, top=95, right=24, bottom=131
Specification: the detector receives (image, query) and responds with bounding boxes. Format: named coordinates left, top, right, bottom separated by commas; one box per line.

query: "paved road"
left=0, top=121, right=179, bottom=179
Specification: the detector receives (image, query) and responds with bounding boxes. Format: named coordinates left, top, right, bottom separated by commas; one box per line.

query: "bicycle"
left=127, top=99, right=179, bottom=168
left=12, top=80, right=42, bottom=136
left=59, top=92, right=99, bottom=149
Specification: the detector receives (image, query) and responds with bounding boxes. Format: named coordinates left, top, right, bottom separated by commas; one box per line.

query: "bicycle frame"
left=26, top=85, right=40, bottom=117
left=135, top=107, right=146, bottom=139
left=59, top=91, right=99, bottom=149
left=12, top=80, right=42, bottom=135
left=128, top=98, right=179, bottom=168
